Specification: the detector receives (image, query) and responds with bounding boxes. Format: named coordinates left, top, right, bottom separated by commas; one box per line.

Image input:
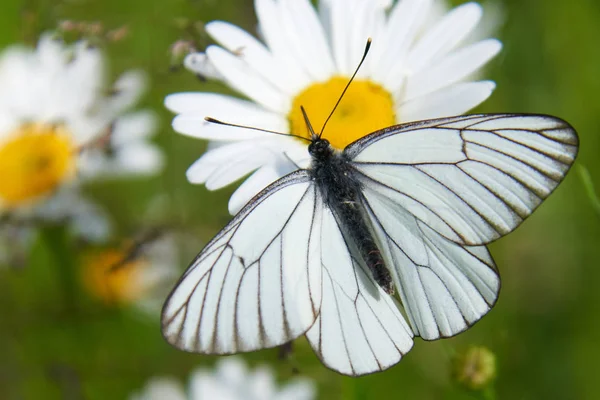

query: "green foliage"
left=1, top=0, right=599, bottom=399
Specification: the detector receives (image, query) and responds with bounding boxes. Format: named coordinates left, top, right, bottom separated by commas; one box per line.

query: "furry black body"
left=308, top=138, right=394, bottom=294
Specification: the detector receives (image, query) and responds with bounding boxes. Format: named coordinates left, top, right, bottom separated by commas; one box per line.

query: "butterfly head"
left=308, top=137, right=333, bottom=160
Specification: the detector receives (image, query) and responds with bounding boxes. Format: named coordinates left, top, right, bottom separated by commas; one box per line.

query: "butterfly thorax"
left=308, top=138, right=394, bottom=294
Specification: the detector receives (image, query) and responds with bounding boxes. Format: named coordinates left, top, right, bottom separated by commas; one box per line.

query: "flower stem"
left=40, top=224, right=79, bottom=312
left=579, top=165, right=600, bottom=218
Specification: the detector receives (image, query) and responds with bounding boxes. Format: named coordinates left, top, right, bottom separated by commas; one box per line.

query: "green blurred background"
left=0, top=0, right=599, bottom=398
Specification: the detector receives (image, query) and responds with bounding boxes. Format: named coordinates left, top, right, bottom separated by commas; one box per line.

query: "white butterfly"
left=162, top=113, right=578, bottom=376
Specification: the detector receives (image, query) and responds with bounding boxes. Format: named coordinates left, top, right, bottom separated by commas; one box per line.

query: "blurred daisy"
left=0, top=33, right=163, bottom=265
left=81, top=234, right=178, bottom=313
left=166, top=0, right=502, bottom=214
left=0, top=33, right=162, bottom=215
left=131, top=357, right=315, bottom=400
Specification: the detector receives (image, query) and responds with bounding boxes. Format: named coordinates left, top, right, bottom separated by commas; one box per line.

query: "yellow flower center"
left=288, top=76, right=396, bottom=149
left=0, top=123, right=75, bottom=208
left=82, top=247, right=148, bottom=305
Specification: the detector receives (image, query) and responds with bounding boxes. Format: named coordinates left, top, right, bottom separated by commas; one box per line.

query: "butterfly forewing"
left=346, top=114, right=578, bottom=246
left=161, top=171, right=322, bottom=354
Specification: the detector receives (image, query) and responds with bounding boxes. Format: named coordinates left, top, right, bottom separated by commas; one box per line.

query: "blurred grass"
left=0, top=0, right=599, bottom=399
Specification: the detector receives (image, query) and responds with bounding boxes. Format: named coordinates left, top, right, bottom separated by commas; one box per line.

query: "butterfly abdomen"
left=335, top=199, right=395, bottom=295
left=309, top=140, right=394, bottom=294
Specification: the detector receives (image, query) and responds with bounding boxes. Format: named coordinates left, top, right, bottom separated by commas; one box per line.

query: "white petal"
left=404, top=39, right=501, bottom=100
left=273, top=380, right=316, bottom=400
left=206, top=45, right=290, bottom=114
left=173, top=116, right=277, bottom=141
left=399, top=81, right=495, bottom=122
left=277, top=0, right=335, bottom=80
left=374, top=0, right=432, bottom=84
left=363, top=2, right=388, bottom=78
left=111, top=110, right=157, bottom=146
left=114, top=143, right=164, bottom=175
left=130, top=378, right=187, bottom=400
left=228, top=160, right=297, bottom=214
left=108, top=70, right=147, bottom=113
left=348, top=0, right=386, bottom=78
left=329, top=0, right=354, bottom=74
left=407, top=2, right=483, bottom=71
left=183, top=52, right=223, bottom=80
left=186, top=140, right=270, bottom=187
left=188, top=371, right=235, bottom=399
left=206, top=21, right=305, bottom=94
left=215, top=358, right=248, bottom=387
left=254, top=0, right=312, bottom=86
left=63, top=43, right=104, bottom=115
left=166, top=92, right=288, bottom=137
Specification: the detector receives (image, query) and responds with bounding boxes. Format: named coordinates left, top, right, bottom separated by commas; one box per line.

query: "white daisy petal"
left=399, top=80, right=496, bottom=122
left=63, top=42, right=104, bottom=115
left=273, top=380, right=316, bottom=400
left=207, top=45, right=290, bottom=113
left=254, top=0, right=312, bottom=86
left=361, top=2, right=388, bottom=78
left=111, top=111, right=157, bottom=146
left=130, top=378, right=187, bottom=400
left=248, top=368, right=276, bottom=398
left=329, top=0, right=354, bottom=74
left=204, top=153, right=270, bottom=190
left=108, top=70, right=147, bottom=113
left=37, top=35, right=67, bottom=71
left=374, top=0, right=433, bottom=84
left=183, top=52, right=223, bottom=80
left=136, top=358, right=315, bottom=400
left=173, top=117, right=274, bottom=141
left=166, top=92, right=287, bottom=132
left=278, top=0, right=335, bottom=80
left=317, top=0, right=333, bottom=38
left=206, top=21, right=303, bottom=94
left=228, top=159, right=297, bottom=214
left=404, top=38, right=502, bottom=101
left=348, top=0, right=385, bottom=78
left=186, top=140, right=268, bottom=186
left=114, top=143, right=164, bottom=176
left=407, top=2, right=483, bottom=71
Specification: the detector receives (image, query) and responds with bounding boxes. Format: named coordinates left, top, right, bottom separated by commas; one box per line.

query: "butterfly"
left=162, top=108, right=578, bottom=376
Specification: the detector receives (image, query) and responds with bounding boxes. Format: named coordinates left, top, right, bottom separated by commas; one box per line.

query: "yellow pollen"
left=0, top=123, right=75, bottom=208
left=82, top=247, right=148, bottom=305
left=289, top=76, right=396, bottom=149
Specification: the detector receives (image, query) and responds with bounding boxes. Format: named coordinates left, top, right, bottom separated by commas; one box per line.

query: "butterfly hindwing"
left=162, top=171, right=322, bottom=354
left=359, top=184, right=500, bottom=340
left=305, top=206, right=414, bottom=376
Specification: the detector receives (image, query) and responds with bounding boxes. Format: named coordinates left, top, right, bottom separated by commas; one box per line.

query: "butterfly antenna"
left=300, top=106, right=318, bottom=141
left=204, top=117, right=311, bottom=142
left=318, top=38, right=372, bottom=138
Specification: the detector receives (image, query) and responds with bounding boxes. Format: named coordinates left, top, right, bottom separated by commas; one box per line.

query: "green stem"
left=481, top=386, right=497, bottom=400
left=40, top=224, right=78, bottom=312
left=578, top=165, right=600, bottom=218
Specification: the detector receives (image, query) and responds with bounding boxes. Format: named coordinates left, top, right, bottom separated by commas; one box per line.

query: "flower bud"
left=452, top=346, right=496, bottom=391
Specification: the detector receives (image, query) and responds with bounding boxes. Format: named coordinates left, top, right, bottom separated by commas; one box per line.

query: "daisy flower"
left=130, top=357, right=315, bottom=400
left=166, top=0, right=502, bottom=214
left=0, top=33, right=163, bottom=264
left=81, top=233, right=178, bottom=313
left=0, top=33, right=162, bottom=215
